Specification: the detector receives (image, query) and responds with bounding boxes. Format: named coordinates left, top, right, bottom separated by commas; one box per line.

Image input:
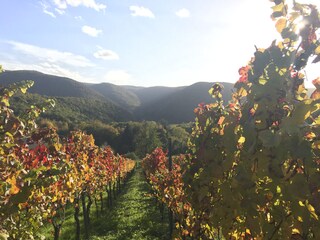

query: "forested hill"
left=0, top=70, right=133, bottom=123
left=0, top=70, right=104, bottom=99
left=0, top=70, right=235, bottom=123
left=134, top=82, right=233, bottom=123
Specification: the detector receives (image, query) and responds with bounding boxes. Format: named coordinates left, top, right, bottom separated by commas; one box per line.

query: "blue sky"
left=0, top=0, right=319, bottom=87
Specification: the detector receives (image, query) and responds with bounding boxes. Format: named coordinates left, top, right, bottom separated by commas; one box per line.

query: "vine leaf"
left=275, top=18, right=287, bottom=33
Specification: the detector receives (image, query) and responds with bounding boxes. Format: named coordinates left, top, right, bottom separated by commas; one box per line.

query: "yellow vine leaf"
left=10, top=185, right=20, bottom=195
left=259, top=77, right=267, bottom=85
left=85, top=174, right=90, bottom=181
left=0, top=232, right=9, bottom=240
left=238, top=136, right=246, bottom=144
left=306, top=201, right=319, bottom=220
left=20, top=87, right=28, bottom=94
left=6, top=176, right=20, bottom=195
left=272, top=2, right=285, bottom=12
left=290, top=12, right=300, bottom=21
left=276, top=186, right=281, bottom=194
left=279, top=68, right=287, bottom=76
left=238, top=87, right=247, bottom=97
left=275, top=18, right=287, bottom=33
left=218, top=116, right=225, bottom=125
left=67, top=181, right=72, bottom=188
left=304, top=110, right=311, bottom=120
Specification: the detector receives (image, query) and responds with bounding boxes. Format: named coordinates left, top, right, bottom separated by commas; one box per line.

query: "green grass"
left=90, top=168, right=169, bottom=240
left=42, top=166, right=169, bottom=239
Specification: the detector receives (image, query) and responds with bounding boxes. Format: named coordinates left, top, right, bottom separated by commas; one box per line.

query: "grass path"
left=90, top=165, right=169, bottom=240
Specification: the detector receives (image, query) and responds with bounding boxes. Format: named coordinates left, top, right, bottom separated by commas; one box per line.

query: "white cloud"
left=94, top=46, right=119, bottom=60
left=40, top=1, right=56, bottom=18
left=53, top=0, right=67, bottom=9
left=39, top=62, right=93, bottom=82
left=8, top=41, right=94, bottom=67
left=175, top=8, right=190, bottom=18
left=82, top=25, right=102, bottom=37
left=75, top=15, right=83, bottom=20
left=2, top=62, right=94, bottom=83
left=55, top=8, right=65, bottom=14
left=53, top=0, right=106, bottom=12
left=104, top=70, right=132, bottom=85
left=44, top=9, right=56, bottom=18
left=130, top=6, right=155, bottom=18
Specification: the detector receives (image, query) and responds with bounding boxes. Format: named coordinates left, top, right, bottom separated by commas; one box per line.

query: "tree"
left=134, top=121, right=162, bottom=158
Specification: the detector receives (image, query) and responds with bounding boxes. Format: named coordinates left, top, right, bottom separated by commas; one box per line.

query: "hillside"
left=0, top=70, right=104, bottom=99
left=89, top=82, right=141, bottom=110
left=89, top=84, right=185, bottom=110
left=135, top=82, right=234, bottom=123
left=127, top=86, right=184, bottom=106
left=0, top=70, right=235, bottom=123
left=11, top=93, right=133, bottom=124
left=0, top=70, right=133, bottom=123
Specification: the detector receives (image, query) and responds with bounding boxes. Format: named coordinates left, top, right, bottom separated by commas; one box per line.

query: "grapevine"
left=0, top=68, right=135, bottom=239
left=142, top=1, right=320, bottom=239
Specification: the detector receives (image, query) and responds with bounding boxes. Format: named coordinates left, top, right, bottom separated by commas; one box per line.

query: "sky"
left=0, top=0, right=319, bottom=87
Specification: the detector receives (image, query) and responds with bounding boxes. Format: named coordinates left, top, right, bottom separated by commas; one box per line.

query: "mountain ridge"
left=0, top=70, right=257, bottom=123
